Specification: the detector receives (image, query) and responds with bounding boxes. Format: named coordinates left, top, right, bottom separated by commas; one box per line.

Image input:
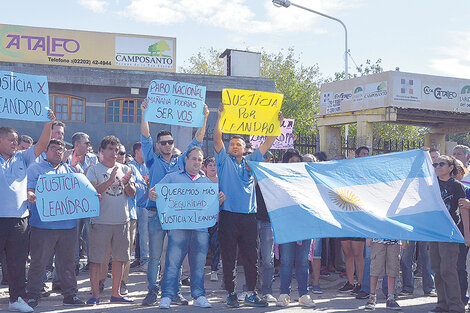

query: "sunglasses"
left=118, top=151, right=126, bottom=155
left=159, top=140, right=174, bottom=146
left=432, top=162, right=449, bottom=168
left=49, top=147, right=65, bottom=153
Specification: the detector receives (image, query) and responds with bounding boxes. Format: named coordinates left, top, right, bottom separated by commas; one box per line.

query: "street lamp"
left=273, top=0, right=350, bottom=151
left=272, top=0, right=348, bottom=78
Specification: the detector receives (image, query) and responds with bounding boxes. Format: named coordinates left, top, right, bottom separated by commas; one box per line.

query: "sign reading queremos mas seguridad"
left=155, top=183, right=219, bottom=230
left=0, top=24, right=176, bottom=72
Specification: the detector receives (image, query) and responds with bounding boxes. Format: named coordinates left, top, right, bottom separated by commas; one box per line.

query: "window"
left=49, top=94, right=85, bottom=122
left=106, top=98, right=143, bottom=124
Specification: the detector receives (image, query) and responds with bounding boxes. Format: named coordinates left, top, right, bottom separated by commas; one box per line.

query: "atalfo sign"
left=0, top=24, right=176, bottom=72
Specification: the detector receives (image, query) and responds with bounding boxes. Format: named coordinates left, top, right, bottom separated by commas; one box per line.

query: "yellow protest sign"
left=220, top=89, right=283, bottom=136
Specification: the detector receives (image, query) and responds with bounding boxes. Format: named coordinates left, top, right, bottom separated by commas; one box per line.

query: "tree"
left=260, top=48, right=322, bottom=135
left=155, top=40, right=171, bottom=56
left=148, top=43, right=158, bottom=56
left=180, top=47, right=225, bottom=75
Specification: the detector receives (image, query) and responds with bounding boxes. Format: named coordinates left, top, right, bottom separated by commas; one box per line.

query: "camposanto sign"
left=0, top=24, right=176, bottom=72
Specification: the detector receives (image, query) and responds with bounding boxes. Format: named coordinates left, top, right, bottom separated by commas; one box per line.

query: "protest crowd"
left=2, top=97, right=470, bottom=313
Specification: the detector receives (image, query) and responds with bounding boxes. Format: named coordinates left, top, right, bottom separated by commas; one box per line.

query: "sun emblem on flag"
left=328, top=188, right=363, bottom=211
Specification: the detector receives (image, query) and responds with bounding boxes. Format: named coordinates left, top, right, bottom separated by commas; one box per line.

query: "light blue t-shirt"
left=128, top=159, right=149, bottom=208
left=215, top=147, right=264, bottom=214
left=27, top=159, right=78, bottom=229
left=141, top=134, right=201, bottom=208
left=159, top=169, right=213, bottom=232
left=0, top=146, right=37, bottom=218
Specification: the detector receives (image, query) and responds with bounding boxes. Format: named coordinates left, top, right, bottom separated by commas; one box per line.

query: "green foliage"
left=449, top=133, right=470, bottom=146
left=155, top=40, right=171, bottom=56
left=180, top=48, right=430, bottom=144
left=260, top=48, right=322, bottom=135
left=148, top=43, right=158, bottom=56
left=179, top=47, right=225, bottom=75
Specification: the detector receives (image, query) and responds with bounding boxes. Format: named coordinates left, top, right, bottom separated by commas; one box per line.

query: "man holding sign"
left=0, top=110, right=55, bottom=313
left=214, top=103, right=283, bottom=308
left=140, top=100, right=209, bottom=306
left=149, top=146, right=225, bottom=309
left=25, top=138, right=86, bottom=308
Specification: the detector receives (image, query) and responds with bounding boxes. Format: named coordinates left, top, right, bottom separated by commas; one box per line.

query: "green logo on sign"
left=354, top=87, right=363, bottom=94
left=148, top=40, right=171, bottom=57
left=461, top=85, right=470, bottom=94
left=377, top=82, right=386, bottom=91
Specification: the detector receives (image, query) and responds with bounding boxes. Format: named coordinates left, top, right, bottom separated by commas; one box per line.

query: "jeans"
left=76, top=218, right=89, bottom=264
left=280, top=240, right=310, bottom=296
left=257, top=220, right=274, bottom=295
left=313, top=238, right=322, bottom=258
left=458, top=243, right=469, bottom=305
left=161, top=229, right=209, bottom=299
left=147, top=210, right=166, bottom=294
left=208, top=223, right=220, bottom=272
left=400, top=241, right=435, bottom=293
left=137, top=206, right=149, bottom=264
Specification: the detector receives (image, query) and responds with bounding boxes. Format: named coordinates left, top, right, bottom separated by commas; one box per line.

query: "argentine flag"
left=248, top=149, right=464, bottom=244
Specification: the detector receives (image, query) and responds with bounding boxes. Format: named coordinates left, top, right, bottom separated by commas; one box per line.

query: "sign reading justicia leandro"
left=0, top=24, right=176, bottom=72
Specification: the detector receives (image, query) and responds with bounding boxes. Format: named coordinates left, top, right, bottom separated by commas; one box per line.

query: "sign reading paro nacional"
left=320, top=71, right=470, bottom=115
left=0, top=24, right=176, bottom=72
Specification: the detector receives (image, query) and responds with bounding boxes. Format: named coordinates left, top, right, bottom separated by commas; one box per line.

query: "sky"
left=2, top=0, right=470, bottom=80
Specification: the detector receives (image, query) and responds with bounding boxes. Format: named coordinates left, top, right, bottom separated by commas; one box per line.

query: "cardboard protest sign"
left=220, top=88, right=283, bottom=136
left=145, top=79, right=206, bottom=127
left=0, top=71, right=50, bottom=122
left=155, top=183, right=219, bottom=230
left=35, top=173, right=100, bottom=222
left=250, top=118, right=295, bottom=150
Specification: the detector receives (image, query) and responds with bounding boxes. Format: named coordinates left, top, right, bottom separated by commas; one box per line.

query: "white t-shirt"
left=86, top=162, right=133, bottom=225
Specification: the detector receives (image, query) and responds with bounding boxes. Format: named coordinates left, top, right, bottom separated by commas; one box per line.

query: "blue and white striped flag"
left=248, top=149, right=464, bottom=244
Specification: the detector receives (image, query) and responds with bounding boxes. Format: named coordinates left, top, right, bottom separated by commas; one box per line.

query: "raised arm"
left=34, top=110, right=56, bottom=157
left=214, top=103, right=224, bottom=154
left=195, top=104, right=210, bottom=143
left=259, top=111, right=284, bottom=156
left=141, top=99, right=150, bottom=138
